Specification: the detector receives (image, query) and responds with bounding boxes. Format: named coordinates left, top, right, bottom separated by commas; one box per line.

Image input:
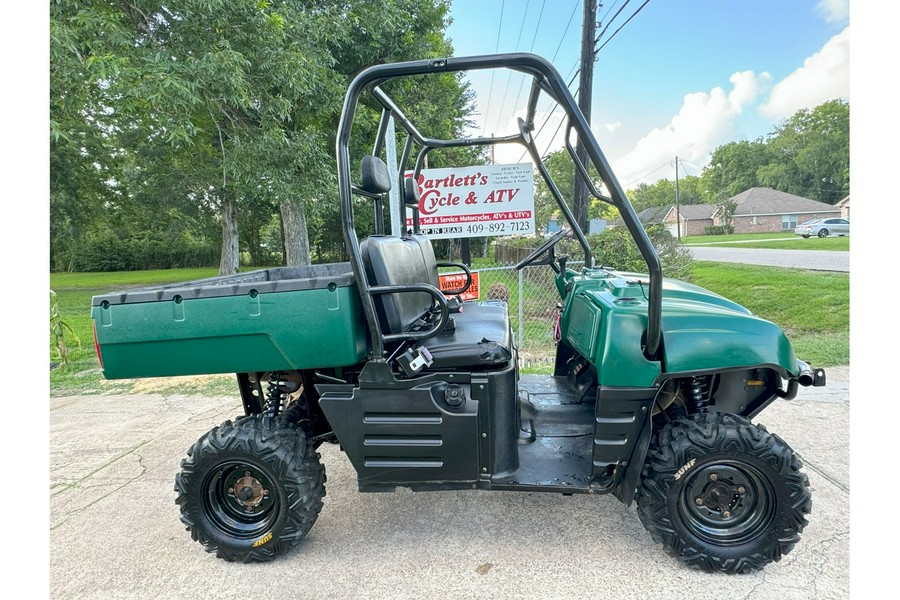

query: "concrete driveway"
left=50, top=370, right=850, bottom=599
left=687, top=246, right=849, bottom=272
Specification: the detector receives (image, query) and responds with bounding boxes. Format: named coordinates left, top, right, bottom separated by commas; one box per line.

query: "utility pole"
left=574, top=1, right=598, bottom=234
left=675, top=156, right=681, bottom=242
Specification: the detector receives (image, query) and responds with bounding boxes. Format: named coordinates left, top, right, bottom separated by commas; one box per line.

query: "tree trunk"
left=219, top=198, right=240, bottom=275
left=280, top=200, right=311, bottom=266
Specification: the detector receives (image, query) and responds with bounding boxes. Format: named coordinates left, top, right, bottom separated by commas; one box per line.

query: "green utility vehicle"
left=92, top=54, right=824, bottom=573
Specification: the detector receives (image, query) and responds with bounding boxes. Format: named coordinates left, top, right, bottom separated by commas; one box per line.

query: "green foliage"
left=532, top=149, right=616, bottom=233
left=629, top=175, right=706, bottom=212
left=55, top=230, right=219, bottom=272
left=50, top=290, right=81, bottom=366
left=704, top=225, right=734, bottom=236
left=588, top=224, right=693, bottom=281
left=700, top=100, right=849, bottom=204
left=50, top=0, right=476, bottom=272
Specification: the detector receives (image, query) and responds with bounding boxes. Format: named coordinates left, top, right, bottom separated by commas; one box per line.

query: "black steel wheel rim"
left=679, top=460, right=775, bottom=546
left=203, top=461, right=280, bottom=538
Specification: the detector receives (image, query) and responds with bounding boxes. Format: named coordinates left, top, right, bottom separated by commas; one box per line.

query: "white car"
left=794, top=218, right=849, bottom=238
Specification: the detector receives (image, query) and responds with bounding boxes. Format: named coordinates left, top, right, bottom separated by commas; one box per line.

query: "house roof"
left=669, top=204, right=718, bottom=220
left=836, top=195, right=850, bottom=208
left=635, top=205, right=671, bottom=224
left=730, top=187, right=839, bottom=216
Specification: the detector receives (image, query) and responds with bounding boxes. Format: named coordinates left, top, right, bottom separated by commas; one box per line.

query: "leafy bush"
left=493, top=224, right=693, bottom=281
left=586, top=224, right=693, bottom=281
left=704, top=225, right=734, bottom=235
left=53, top=230, right=219, bottom=272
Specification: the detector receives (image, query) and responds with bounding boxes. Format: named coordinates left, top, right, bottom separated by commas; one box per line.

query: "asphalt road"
left=687, top=246, right=849, bottom=272
left=49, top=369, right=851, bottom=600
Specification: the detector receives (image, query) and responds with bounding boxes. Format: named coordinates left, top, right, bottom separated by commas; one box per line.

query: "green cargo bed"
left=91, top=263, right=368, bottom=379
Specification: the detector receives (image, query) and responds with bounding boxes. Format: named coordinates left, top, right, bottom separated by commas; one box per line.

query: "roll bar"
left=336, top=53, right=663, bottom=361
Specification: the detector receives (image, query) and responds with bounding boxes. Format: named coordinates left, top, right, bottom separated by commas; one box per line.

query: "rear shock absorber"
left=688, top=375, right=711, bottom=413
left=264, top=371, right=289, bottom=417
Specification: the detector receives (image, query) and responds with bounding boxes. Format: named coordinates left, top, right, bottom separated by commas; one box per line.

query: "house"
left=662, top=204, right=718, bottom=237
left=727, top=187, right=840, bottom=233
left=836, top=195, right=850, bottom=219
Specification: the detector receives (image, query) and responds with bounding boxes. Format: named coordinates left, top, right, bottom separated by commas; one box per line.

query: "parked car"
left=794, top=218, right=849, bottom=238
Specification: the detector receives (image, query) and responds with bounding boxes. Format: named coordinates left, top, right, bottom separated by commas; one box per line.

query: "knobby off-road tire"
left=175, top=415, right=325, bottom=562
left=635, top=412, right=811, bottom=574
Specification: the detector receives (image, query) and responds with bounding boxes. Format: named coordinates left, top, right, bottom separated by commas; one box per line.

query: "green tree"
left=628, top=175, right=705, bottom=213
left=701, top=140, right=773, bottom=201
left=758, top=99, right=849, bottom=204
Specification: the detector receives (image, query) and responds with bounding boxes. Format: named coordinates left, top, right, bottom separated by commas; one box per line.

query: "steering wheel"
left=514, top=227, right=571, bottom=270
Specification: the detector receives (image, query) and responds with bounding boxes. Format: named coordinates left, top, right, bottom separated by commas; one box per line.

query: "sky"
left=445, top=0, right=850, bottom=189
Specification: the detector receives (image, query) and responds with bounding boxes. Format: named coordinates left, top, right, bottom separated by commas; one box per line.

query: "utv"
left=91, top=54, right=824, bottom=574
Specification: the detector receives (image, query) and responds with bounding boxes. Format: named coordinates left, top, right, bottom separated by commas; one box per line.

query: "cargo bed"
left=91, top=263, right=368, bottom=379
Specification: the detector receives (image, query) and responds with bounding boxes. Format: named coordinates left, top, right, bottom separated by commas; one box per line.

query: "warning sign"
left=439, top=271, right=480, bottom=302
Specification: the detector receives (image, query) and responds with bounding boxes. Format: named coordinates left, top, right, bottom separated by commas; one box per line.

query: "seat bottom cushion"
left=422, top=301, right=512, bottom=370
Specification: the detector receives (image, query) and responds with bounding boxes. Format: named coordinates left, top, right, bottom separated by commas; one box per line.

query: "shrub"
left=704, top=225, right=734, bottom=235
left=587, top=224, right=693, bottom=281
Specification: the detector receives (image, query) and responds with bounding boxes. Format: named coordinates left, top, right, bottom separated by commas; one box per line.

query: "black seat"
left=360, top=235, right=512, bottom=370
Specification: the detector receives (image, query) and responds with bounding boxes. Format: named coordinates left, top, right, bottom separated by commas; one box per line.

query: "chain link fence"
left=437, top=242, right=584, bottom=371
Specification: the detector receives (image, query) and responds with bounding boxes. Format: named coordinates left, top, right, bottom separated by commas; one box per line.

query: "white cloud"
left=605, top=121, right=622, bottom=132
left=492, top=107, right=568, bottom=164
left=816, top=0, right=849, bottom=24
left=760, top=27, right=849, bottom=120
left=610, top=71, right=768, bottom=188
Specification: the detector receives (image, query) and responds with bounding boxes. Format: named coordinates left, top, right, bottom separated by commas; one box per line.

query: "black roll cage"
left=335, top=53, right=663, bottom=363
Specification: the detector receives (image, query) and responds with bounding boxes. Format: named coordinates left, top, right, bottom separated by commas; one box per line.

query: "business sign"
left=405, top=163, right=535, bottom=239
left=438, top=271, right=480, bottom=301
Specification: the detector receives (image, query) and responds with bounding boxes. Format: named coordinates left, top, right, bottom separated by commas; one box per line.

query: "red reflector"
left=92, top=320, right=104, bottom=370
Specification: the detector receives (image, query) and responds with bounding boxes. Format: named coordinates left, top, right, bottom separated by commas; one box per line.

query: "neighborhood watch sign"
left=404, top=163, right=535, bottom=240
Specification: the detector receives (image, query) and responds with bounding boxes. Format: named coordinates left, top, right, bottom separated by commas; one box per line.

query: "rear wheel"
left=636, top=412, right=810, bottom=573
left=175, top=415, right=325, bottom=562
left=817, top=229, right=829, bottom=238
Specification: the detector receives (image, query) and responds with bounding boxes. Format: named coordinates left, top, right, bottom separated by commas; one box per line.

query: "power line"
left=492, top=0, right=532, bottom=135
left=551, top=1, right=580, bottom=62
left=510, top=0, right=547, bottom=122
left=596, top=0, right=653, bottom=53
left=480, top=0, right=506, bottom=136
left=621, top=161, right=674, bottom=188
left=594, top=0, right=632, bottom=46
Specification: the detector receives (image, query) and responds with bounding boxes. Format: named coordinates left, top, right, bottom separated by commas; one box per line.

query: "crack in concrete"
left=51, top=454, right=149, bottom=531
left=50, top=439, right=152, bottom=498
left=797, top=455, right=849, bottom=494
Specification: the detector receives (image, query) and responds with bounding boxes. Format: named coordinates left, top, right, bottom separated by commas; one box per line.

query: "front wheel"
left=175, top=415, right=325, bottom=562
left=817, top=229, right=829, bottom=238
left=635, top=412, right=810, bottom=573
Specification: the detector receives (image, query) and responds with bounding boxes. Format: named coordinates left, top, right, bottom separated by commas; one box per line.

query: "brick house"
left=726, top=187, right=840, bottom=234
left=662, top=204, right=718, bottom=237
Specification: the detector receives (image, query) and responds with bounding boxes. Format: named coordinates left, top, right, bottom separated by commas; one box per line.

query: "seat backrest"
left=360, top=235, right=435, bottom=334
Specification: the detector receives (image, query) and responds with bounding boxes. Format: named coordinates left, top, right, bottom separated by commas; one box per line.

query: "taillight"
left=92, top=320, right=104, bottom=370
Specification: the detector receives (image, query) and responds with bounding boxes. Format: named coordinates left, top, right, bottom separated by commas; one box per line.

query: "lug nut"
left=695, top=497, right=704, bottom=505
left=263, top=489, right=269, bottom=497
left=709, top=473, right=718, bottom=481
left=737, top=486, right=746, bottom=495
left=722, top=511, right=731, bottom=518
left=228, top=487, right=234, bottom=494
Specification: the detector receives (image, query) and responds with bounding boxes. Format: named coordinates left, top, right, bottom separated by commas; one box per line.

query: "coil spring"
left=264, top=371, right=288, bottom=417
left=688, top=375, right=711, bottom=413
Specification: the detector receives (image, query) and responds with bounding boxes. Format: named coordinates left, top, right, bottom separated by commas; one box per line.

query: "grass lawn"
left=50, top=260, right=848, bottom=395
left=689, top=261, right=849, bottom=367
left=682, top=231, right=849, bottom=251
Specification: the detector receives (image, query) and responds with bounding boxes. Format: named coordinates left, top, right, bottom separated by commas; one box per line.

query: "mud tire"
left=175, top=415, right=325, bottom=562
left=635, top=412, right=811, bottom=573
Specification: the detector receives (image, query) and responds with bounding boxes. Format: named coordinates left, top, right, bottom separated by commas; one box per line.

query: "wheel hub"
left=229, top=471, right=269, bottom=509
left=680, top=461, right=775, bottom=545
